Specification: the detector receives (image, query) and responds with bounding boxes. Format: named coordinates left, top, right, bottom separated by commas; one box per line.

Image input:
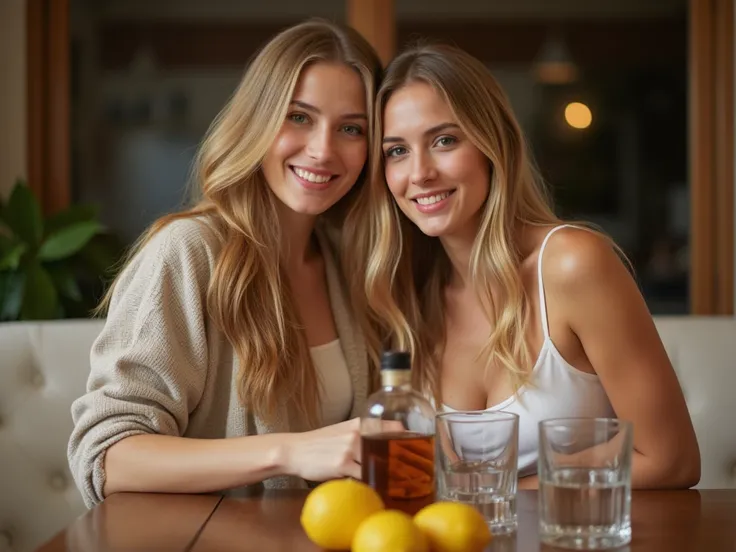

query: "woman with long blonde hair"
left=68, top=20, right=382, bottom=507
left=349, top=44, right=700, bottom=489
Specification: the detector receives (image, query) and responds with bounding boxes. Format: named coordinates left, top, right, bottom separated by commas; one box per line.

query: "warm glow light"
left=564, top=102, right=592, bottom=129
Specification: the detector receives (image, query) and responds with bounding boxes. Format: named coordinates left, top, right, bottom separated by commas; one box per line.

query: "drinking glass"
left=435, top=411, right=519, bottom=534
left=538, top=418, right=633, bottom=550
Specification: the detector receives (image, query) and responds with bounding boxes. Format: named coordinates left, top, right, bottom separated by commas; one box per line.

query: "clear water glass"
left=435, top=411, right=519, bottom=534
left=538, top=418, right=633, bottom=550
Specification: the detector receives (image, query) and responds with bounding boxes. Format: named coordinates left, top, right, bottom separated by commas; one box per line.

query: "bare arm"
left=103, top=418, right=363, bottom=497
left=103, top=434, right=289, bottom=496
left=545, top=229, right=700, bottom=489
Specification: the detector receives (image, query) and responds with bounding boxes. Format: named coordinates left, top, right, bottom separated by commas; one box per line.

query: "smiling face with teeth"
left=381, top=81, right=491, bottom=240
left=261, top=62, right=369, bottom=219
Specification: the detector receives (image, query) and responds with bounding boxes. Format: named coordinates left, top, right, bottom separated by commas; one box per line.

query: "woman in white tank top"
left=353, top=43, right=700, bottom=489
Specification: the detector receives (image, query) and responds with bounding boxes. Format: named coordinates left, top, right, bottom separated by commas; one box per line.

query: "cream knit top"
left=67, top=218, right=370, bottom=507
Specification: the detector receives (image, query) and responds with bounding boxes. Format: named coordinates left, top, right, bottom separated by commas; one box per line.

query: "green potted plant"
left=0, top=179, right=123, bottom=320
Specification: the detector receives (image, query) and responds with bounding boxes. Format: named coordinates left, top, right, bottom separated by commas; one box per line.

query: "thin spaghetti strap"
left=537, top=225, right=572, bottom=339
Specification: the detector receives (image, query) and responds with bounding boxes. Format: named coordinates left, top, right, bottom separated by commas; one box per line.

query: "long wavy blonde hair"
left=346, top=44, right=568, bottom=402
left=98, top=20, right=382, bottom=428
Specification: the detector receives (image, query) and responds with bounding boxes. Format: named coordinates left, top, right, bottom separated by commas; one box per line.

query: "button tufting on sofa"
left=29, top=371, right=45, bottom=390
left=48, top=472, right=68, bottom=492
left=0, top=320, right=106, bottom=552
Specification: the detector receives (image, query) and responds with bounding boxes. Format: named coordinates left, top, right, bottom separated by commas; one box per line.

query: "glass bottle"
left=360, top=350, right=436, bottom=514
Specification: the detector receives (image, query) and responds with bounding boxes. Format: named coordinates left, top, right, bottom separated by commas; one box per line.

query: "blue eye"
left=385, top=146, right=407, bottom=158
left=343, top=125, right=364, bottom=136
left=435, top=136, right=456, bottom=147
left=288, top=112, right=309, bottom=124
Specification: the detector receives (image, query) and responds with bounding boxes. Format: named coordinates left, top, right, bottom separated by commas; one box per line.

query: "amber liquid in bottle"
left=360, top=350, right=437, bottom=515
left=362, top=432, right=435, bottom=514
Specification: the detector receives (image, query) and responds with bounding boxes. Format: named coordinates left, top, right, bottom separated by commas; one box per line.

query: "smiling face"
left=261, top=62, right=368, bottom=217
left=382, top=81, right=490, bottom=240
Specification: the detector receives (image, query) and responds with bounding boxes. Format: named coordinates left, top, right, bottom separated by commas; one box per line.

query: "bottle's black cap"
left=381, top=350, right=411, bottom=370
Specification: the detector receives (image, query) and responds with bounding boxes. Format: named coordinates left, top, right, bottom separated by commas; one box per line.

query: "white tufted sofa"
left=652, top=317, right=736, bottom=490
left=0, top=320, right=105, bottom=552
left=1, top=317, right=735, bottom=552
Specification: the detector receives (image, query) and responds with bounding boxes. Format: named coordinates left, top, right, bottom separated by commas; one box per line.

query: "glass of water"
left=538, top=418, right=633, bottom=550
left=435, top=411, right=519, bottom=534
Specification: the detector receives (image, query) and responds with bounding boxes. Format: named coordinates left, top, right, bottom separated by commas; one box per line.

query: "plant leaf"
left=3, top=180, right=43, bottom=246
left=45, top=204, right=99, bottom=236
left=0, top=270, right=25, bottom=320
left=38, top=221, right=102, bottom=261
left=47, top=264, right=82, bottom=301
left=20, top=263, right=58, bottom=320
left=0, top=242, right=27, bottom=270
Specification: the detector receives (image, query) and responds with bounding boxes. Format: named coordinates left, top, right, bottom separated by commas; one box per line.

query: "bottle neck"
left=381, top=369, right=411, bottom=388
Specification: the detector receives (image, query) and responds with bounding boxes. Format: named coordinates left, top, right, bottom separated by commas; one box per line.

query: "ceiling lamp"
left=533, top=30, right=579, bottom=85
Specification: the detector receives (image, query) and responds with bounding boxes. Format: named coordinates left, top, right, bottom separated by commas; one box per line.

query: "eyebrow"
left=382, top=122, right=460, bottom=144
left=290, top=100, right=367, bottom=120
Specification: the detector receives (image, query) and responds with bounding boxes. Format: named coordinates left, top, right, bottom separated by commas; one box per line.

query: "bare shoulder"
left=539, top=226, right=630, bottom=293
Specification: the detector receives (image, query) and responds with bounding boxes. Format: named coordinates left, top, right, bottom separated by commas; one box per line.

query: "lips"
left=290, top=165, right=337, bottom=191
left=291, top=166, right=334, bottom=183
left=410, top=189, right=456, bottom=214
left=413, top=190, right=453, bottom=206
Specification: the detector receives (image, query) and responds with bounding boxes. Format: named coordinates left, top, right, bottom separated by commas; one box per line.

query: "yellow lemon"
left=300, top=479, right=384, bottom=550
left=352, top=510, right=429, bottom=552
left=413, top=501, right=492, bottom=552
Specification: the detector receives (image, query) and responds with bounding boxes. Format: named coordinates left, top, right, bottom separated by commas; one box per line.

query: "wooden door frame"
left=27, top=0, right=734, bottom=314
left=347, top=0, right=395, bottom=67
left=690, top=0, right=734, bottom=314
left=26, top=0, right=70, bottom=215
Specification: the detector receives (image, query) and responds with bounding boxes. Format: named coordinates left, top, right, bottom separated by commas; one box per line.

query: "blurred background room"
left=68, top=0, right=693, bottom=313
left=4, top=0, right=732, bottom=319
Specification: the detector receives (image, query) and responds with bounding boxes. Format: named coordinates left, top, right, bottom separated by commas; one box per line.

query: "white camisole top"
left=443, top=225, right=615, bottom=476
left=310, top=339, right=353, bottom=427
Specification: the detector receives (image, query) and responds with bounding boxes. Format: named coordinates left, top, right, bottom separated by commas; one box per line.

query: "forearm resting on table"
left=522, top=450, right=699, bottom=490
left=629, top=450, right=700, bottom=489
left=103, top=433, right=293, bottom=497
left=568, top=436, right=699, bottom=488
left=518, top=452, right=669, bottom=491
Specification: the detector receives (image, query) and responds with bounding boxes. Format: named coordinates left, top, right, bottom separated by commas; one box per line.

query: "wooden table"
left=36, top=489, right=736, bottom=551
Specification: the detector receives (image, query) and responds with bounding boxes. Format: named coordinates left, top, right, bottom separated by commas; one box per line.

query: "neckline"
left=442, top=338, right=552, bottom=412
left=309, top=338, right=340, bottom=353
left=442, top=336, right=600, bottom=412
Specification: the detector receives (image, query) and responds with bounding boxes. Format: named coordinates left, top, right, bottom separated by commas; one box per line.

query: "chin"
left=286, top=197, right=336, bottom=216
left=414, top=226, right=444, bottom=238
left=416, top=227, right=436, bottom=237
left=290, top=187, right=350, bottom=215
left=288, top=203, right=329, bottom=216
left=412, top=219, right=451, bottom=238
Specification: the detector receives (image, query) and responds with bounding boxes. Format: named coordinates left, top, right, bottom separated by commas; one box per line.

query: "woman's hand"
left=284, top=418, right=363, bottom=481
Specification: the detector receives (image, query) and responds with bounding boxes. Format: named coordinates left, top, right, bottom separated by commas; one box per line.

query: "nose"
left=305, top=124, right=334, bottom=162
left=410, top=151, right=437, bottom=186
